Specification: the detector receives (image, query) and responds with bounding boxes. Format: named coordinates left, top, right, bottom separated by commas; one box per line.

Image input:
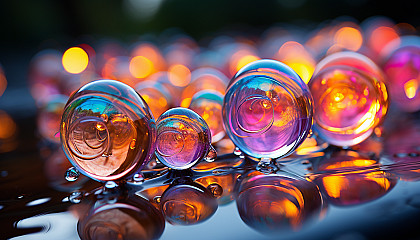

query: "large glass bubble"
left=60, top=79, right=156, bottom=181
left=155, top=107, right=215, bottom=170
left=308, top=51, right=389, bottom=146
left=382, top=36, right=420, bottom=112
left=222, top=59, right=313, bottom=160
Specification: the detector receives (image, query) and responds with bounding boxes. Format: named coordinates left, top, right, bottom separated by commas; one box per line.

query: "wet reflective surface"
left=4, top=111, right=420, bottom=240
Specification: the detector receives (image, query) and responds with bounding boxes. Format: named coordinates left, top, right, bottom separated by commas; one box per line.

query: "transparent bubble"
left=382, top=36, right=420, bottom=112
left=155, top=107, right=214, bottom=169
left=222, top=59, right=313, bottom=159
left=189, top=90, right=225, bottom=143
left=37, top=94, right=68, bottom=143
left=60, top=80, right=156, bottom=181
left=308, top=52, right=389, bottom=146
left=65, top=167, right=80, bottom=182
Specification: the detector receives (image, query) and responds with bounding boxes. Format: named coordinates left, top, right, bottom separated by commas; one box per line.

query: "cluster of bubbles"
left=27, top=16, right=420, bottom=182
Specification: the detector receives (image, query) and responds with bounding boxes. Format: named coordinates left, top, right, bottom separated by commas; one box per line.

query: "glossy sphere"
left=160, top=181, right=218, bottom=225
left=189, top=90, right=225, bottom=143
left=223, top=59, right=313, bottom=159
left=309, top=52, right=388, bottom=146
left=236, top=172, right=323, bottom=233
left=155, top=107, right=212, bottom=169
left=60, top=80, right=156, bottom=181
left=383, top=36, right=420, bottom=112
left=37, top=94, right=68, bottom=143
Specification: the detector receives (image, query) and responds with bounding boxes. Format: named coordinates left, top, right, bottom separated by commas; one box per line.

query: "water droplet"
left=131, top=173, right=144, bottom=184
left=69, top=191, right=83, bottom=204
left=256, top=158, right=278, bottom=174
left=394, top=153, right=408, bottom=158
left=204, top=145, right=217, bottom=162
left=233, top=147, right=242, bottom=156
left=105, top=181, right=118, bottom=189
left=154, top=196, right=161, bottom=203
left=65, top=167, right=80, bottom=182
left=207, top=183, right=223, bottom=198
left=409, top=152, right=419, bottom=157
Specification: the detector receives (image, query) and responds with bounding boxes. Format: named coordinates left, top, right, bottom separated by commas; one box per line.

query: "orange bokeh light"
left=0, top=69, right=6, bottom=98
left=334, top=27, right=363, bottom=51
left=168, top=64, right=191, bottom=87
left=369, top=26, right=400, bottom=54
left=129, top=56, right=154, bottom=79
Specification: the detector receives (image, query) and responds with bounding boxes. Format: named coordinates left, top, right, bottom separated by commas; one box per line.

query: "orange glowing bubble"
left=369, top=26, right=400, bottom=54
left=334, top=27, right=363, bottom=51
left=0, top=110, right=17, bottom=139
left=168, top=64, right=191, bottom=87
left=129, top=56, right=154, bottom=79
left=62, top=47, right=89, bottom=74
left=404, top=79, right=418, bottom=99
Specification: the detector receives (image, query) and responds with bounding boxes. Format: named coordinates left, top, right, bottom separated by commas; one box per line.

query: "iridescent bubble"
left=60, top=80, right=156, bottom=181
left=189, top=90, right=225, bottom=143
left=37, top=94, right=68, bottom=143
left=155, top=107, right=215, bottom=169
left=222, top=59, right=313, bottom=160
left=135, top=80, right=173, bottom=119
left=65, top=167, right=80, bottom=182
left=308, top=51, right=388, bottom=146
left=382, top=36, right=420, bottom=112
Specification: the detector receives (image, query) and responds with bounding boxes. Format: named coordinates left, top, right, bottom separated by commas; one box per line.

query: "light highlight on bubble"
left=62, top=47, right=89, bottom=74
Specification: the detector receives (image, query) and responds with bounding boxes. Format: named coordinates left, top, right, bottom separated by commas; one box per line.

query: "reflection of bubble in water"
left=155, top=108, right=214, bottom=169
left=60, top=80, right=156, bottom=181
left=223, top=59, right=313, bottom=159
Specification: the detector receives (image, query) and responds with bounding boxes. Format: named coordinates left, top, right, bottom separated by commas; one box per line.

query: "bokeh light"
left=62, top=47, right=89, bottom=74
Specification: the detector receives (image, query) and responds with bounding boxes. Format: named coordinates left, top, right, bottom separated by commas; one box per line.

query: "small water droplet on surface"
left=105, top=181, right=118, bottom=189
left=204, top=145, right=217, bottom=162
left=207, top=183, right=223, bottom=198
left=69, top=191, right=83, bottom=204
left=409, top=152, right=419, bottom=157
left=65, top=167, right=80, bottom=182
left=256, top=158, right=278, bottom=174
left=394, top=153, right=408, bottom=158
left=131, top=173, right=144, bottom=184
left=233, top=147, right=242, bottom=156
left=154, top=196, right=161, bottom=203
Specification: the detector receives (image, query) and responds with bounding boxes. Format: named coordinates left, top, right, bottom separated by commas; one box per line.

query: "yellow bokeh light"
left=404, top=79, right=418, bottom=99
left=236, top=55, right=260, bottom=72
left=129, top=56, right=154, bottom=79
left=334, top=27, right=363, bottom=51
left=62, top=47, right=89, bottom=74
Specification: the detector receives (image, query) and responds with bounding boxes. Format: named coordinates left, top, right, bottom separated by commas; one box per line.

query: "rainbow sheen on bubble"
left=155, top=107, right=214, bottom=169
left=222, top=59, right=313, bottom=159
left=308, top=52, right=388, bottom=146
left=60, top=80, right=156, bottom=181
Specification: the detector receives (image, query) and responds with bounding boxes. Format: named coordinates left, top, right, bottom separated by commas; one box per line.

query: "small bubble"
left=65, top=167, right=80, bottom=182
left=257, top=158, right=278, bottom=174
left=207, top=183, right=223, bottom=198
left=105, top=181, right=118, bottom=189
left=153, top=196, right=161, bottom=203
left=69, top=191, right=83, bottom=204
left=131, top=173, right=144, bottom=183
left=394, top=153, right=408, bottom=158
left=204, top=146, right=217, bottom=162
left=233, top=147, right=242, bottom=156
